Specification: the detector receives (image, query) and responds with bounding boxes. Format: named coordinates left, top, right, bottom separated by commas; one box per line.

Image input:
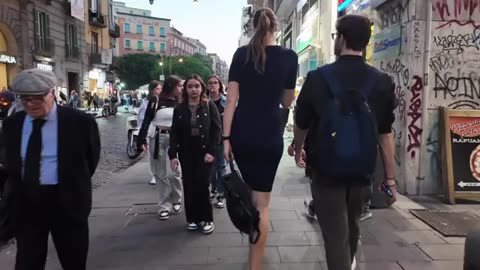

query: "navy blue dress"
left=228, top=46, right=298, bottom=192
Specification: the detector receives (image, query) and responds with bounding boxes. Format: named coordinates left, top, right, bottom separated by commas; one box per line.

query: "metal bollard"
left=464, top=229, right=480, bottom=270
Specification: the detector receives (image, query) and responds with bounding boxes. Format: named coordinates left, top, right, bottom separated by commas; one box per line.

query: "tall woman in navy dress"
left=223, top=8, right=298, bottom=270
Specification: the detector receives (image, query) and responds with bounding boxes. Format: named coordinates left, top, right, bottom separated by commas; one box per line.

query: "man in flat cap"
left=0, top=68, right=101, bottom=270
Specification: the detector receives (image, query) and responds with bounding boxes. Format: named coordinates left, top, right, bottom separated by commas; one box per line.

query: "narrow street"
left=92, top=109, right=144, bottom=189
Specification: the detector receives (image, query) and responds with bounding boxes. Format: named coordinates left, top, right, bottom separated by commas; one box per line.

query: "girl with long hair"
left=207, top=74, right=227, bottom=208
left=138, top=77, right=183, bottom=220
left=223, top=8, right=298, bottom=269
left=168, top=74, right=221, bottom=234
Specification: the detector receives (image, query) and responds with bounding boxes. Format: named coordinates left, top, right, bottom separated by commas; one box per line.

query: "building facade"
left=0, top=0, right=88, bottom=98
left=187, top=38, right=207, bottom=56
left=113, top=2, right=170, bottom=57
left=208, top=53, right=228, bottom=82
left=168, top=27, right=196, bottom=57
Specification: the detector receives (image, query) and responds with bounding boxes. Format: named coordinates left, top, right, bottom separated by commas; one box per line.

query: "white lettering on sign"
left=453, top=138, right=480, bottom=144
left=0, top=55, right=16, bottom=64
left=35, top=63, right=53, bottom=71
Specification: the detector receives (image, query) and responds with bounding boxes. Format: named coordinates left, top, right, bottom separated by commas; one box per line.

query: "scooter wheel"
left=102, top=109, right=109, bottom=118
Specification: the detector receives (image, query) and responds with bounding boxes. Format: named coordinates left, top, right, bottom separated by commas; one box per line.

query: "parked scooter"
left=102, top=96, right=119, bottom=118
left=126, top=113, right=141, bottom=159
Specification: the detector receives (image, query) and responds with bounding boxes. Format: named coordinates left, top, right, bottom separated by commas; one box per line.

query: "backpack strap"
left=319, top=64, right=379, bottom=100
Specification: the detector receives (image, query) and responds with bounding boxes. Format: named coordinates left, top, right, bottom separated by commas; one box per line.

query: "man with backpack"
left=293, top=15, right=397, bottom=270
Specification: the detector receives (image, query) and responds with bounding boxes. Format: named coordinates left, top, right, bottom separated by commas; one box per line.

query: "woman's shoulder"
left=273, top=47, right=297, bottom=61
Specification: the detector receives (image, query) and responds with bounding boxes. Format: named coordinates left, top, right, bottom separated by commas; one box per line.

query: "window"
left=125, top=39, right=131, bottom=49
left=137, top=40, right=143, bottom=50
left=160, top=27, right=166, bottom=37
left=137, top=24, right=142, bottom=34
left=160, top=42, right=166, bottom=52
left=149, top=26, right=154, bottom=36
left=91, top=32, right=98, bottom=54
left=143, top=12, right=146, bottom=16
left=150, top=42, right=155, bottom=51
left=66, top=24, right=78, bottom=57
left=34, top=10, right=50, bottom=42
left=125, top=23, right=130, bottom=33
left=89, top=0, right=99, bottom=13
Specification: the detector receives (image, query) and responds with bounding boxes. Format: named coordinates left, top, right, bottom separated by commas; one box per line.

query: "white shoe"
left=173, top=203, right=182, bottom=213
left=351, top=257, right=357, bottom=270
left=202, top=222, right=214, bottom=234
left=187, top=222, right=199, bottom=231
left=158, top=211, right=169, bottom=220
left=149, top=178, right=157, bottom=185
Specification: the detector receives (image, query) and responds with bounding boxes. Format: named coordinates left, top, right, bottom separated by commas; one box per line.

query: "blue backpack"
left=314, top=64, right=379, bottom=180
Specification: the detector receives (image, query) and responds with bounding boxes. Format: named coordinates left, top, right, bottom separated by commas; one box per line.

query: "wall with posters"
left=372, top=0, right=480, bottom=196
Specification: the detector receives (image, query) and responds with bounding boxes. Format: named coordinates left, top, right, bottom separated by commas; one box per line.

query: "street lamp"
left=159, top=62, right=164, bottom=77
left=120, top=83, right=125, bottom=88
left=179, top=58, right=183, bottom=63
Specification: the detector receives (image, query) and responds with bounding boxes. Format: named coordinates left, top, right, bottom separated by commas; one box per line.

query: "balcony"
left=65, top=44, right=80, bottom=59
left=34, top=35, right=55, bottom=58
left=109, top=23, right=120, bottom=38
left=89, top=53, right=102, bottom=65
left=89, top=10, right=107, bottom=28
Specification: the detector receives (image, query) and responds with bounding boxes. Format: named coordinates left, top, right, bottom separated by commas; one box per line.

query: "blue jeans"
left=211, top=143, right=226, bottom=194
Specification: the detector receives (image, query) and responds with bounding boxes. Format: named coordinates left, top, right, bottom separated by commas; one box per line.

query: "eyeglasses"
left=20, top=93, right=48, bottom=105
left=208, top=81, right=219, bottom=85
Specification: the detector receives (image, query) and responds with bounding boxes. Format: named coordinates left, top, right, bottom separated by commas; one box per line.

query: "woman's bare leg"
left=249, top=191, right=272, bottom=270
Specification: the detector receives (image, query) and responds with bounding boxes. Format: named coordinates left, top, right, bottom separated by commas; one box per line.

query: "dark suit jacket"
left=2, top=106, right=101, bottom=224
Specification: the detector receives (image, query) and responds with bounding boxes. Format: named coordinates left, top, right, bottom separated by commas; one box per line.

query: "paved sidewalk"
left=0, top=146, right=466, bottom=269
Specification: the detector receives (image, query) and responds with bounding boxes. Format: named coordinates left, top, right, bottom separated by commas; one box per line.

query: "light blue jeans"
left=211, top=143, right=226, bottom=194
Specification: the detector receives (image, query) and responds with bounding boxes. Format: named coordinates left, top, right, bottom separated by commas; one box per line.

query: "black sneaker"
left=304, top=198, right=316, bottom=220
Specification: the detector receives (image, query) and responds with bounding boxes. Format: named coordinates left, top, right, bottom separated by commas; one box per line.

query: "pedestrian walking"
left=293, top=15, right=397, bottom=270
left=207, top=74, right=227, bottom=209
left=222, top=8, right=298, bottom=270
left=69, top=90, right=79, bottom=109
left=92, top=92, right=99, bottom=111
left=168, top=74, right=221, bottom=234
left=138, top=78, right=184, bottom=220
left=1, top=68, right=100, bottom=270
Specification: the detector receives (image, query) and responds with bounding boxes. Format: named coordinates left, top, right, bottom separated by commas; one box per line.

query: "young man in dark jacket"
left=293, top=15, right=397, bottom=270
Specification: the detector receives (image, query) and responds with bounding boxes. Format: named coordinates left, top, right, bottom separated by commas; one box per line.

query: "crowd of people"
left=0, top=7, right=398, bottom=270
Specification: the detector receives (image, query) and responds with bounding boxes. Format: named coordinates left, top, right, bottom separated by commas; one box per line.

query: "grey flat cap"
left=11, top=68, right=57, bottom=95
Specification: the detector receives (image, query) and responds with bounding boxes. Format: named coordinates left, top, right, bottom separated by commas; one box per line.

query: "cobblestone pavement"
left=92, top=109, right=144, bottom=189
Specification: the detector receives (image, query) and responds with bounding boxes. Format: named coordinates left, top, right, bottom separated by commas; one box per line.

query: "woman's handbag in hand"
left=223, top=160, right=261, bottom=244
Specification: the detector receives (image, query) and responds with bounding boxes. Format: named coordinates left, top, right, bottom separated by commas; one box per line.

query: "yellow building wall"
left=0, top=31, right=7, bottom=51
left=84, top=0, right=111, bottom=51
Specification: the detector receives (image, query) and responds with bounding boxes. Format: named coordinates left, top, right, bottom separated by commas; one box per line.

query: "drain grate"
left=410, top=210, right=480, bottom=237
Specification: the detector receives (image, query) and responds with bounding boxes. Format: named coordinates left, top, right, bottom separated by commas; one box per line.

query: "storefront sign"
left=35, top=62, right=53, bottom=71
left=0, top=54, right=16, bottom=64
left=441, top=107, right=480, bottom=204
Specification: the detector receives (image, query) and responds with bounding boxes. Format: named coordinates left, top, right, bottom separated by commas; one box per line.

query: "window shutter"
left=46, top=14, right=50, bottom=38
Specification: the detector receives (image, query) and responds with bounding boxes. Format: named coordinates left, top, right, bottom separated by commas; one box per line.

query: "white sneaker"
left=360, top=210, right=373, bottom=221
left=351, top=257, right=357, bottom=270
left=173, top=203, right=182, bottom=213
left=149, top=178, right=157, bottom=185
left=202, top=222, right=214, bottom=234
left=158, top=211, right=169, bottom=220
left=187, top=222, right=199, bottom=231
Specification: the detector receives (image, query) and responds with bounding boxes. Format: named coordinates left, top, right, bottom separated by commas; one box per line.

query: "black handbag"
left=223, top=160, right=261, bottom=244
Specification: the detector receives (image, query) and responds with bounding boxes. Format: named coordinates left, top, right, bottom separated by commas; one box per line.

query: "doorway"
left=67, top=72, right=79, bottom=96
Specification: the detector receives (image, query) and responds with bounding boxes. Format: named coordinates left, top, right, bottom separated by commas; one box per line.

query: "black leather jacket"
left=168, top=100, right=221, bottom=160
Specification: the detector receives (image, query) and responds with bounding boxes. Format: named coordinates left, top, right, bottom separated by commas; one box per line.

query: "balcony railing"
left=89, top=53, right=102, bottom=65
left=109, top=23, right=120, bottom=38
left=89, top=10, right=107, bottom=28
left=34, top=35, right=55, bottom=58
left=66, top=44, right=80, bottom=59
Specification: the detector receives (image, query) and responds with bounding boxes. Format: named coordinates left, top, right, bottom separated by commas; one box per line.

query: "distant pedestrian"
left=69, top=90, right=79, bottom=109
left=207, top=74, right=227, bottom=209
left=223, top=8, right=298, bottom=270
left=1, top=68, right=100, bottom=270
left=138, top=78, right=184, bottom=220
left=293, top=15, right=397, bottom=270
left=168, top=74, right=221, bottom=234
left=93, top=92, right=99, bottom=111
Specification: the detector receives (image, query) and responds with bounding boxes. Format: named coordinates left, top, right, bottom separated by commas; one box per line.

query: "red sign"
left=338, top=0, right=347, bottom=6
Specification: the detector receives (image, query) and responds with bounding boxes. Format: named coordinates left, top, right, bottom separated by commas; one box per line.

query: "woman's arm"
left=223, top=82, right=239, bottom=138
left=208, top=101, right=221, bottom=156
left=137, top=97, right=156, bottom=147
left=168, top=107, right=180, bottom=160
left=281, top=52, right=299, bottom=108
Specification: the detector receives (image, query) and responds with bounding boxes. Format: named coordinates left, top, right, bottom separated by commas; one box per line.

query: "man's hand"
left=295, top=149, right=307, bottom=168
left=141, top=144, right=148, bottom=152
left=379, top=179, right=397, bottom=206
left=287, top=143, right=295, bottom=157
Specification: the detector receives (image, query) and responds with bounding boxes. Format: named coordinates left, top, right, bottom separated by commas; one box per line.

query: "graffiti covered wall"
left=373, top=0, right=425, bottom=195
left=372, top=0, right=480, bottom=195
